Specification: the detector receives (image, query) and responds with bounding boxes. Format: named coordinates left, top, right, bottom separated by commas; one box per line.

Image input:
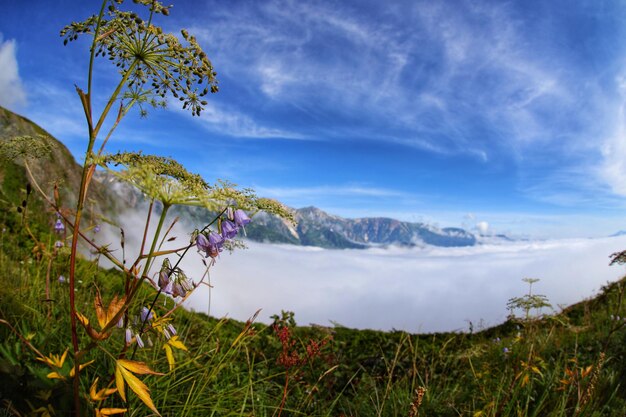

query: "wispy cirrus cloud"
left=179, top=101, right=306, bottom=140
left=254, top=184, right=413, bottom=200
left=184, top=0, right=626, bottom=208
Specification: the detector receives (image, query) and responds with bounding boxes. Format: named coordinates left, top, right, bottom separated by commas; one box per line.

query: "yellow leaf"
left=95, top=290, right=107, bottom=329
left=106, top=294, right=126, bottom=328
left=116, top=364, right=161, bottom=416
left=164, top=344, right=175, bottom=371
left=76, top=311, right=90, bottom=327
left=115, top=364, right=126, bottom=402
left=117, top=359, right=163, bottom=375
left=94, top=290, right=126, bottom=330
left=70, top=359, right=95, bottom=377
left=97, top=408, right=127, bottom=416
left=37, top=348, right=69, bottom=368
left=521, top=373, right=530, bottom=387
left=46, top=371, right=64, bottom=380
left=168, top=335, right=188, bottom=351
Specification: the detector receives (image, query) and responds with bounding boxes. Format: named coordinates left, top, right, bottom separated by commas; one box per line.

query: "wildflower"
left=54, top=240, right=64, bottom=248
left=167, top=323, right=177, bottom=336
left=140, top=307, right=153, bottom=323
left=135, top=333, right=144, bottom=348
left=196, top=231, right=224, bottom=259
left=234, top=209, right=251, bottom=228
left=54, top=219, right=65, bottom=232
left=58, top=275, right=66, bottom=284
left=503, top=347, right=510, bottom=354
left=221, top=219, right=238, bottom=239
left=117, top=317, right=124, bottom=328
left=234, top=209, right=251, bottom=236
left=94, top=224, right=101, bottom=233
left=158, top=269, right=170, bottom=291
left=172, top=282, right=187, bottom=297
left=125, top=328, right=132, bottom=344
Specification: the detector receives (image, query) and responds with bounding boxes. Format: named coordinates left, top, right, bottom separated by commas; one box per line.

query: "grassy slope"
left=2, top=202, right=626, bottom=416
left=2, top=107, right=626, bottom=415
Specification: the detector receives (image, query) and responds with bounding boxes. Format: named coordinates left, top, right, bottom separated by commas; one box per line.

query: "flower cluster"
left=60, top=0, right=218, bottom=117
left=196, top=208, right=251, bottom=260
left=158, top=259, right=194, bottom=298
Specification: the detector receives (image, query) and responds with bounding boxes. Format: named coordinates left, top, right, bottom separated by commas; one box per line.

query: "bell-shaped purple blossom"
left=172, top=282, right=186, bottom=298
left=140, top=307, right=153, bottom=323
left=125, top=328, right=133, bottom=344
left=196, top=233, right=209, bottom=253
left=197, top=231, right=225, bottom=259
left=163, top=280, right=174, bottom=295
left=54, top=219, right=65, bottom=233
left=54, top=240, right=64, bottom=248
left=58, top=275, right=66, bottom=284
left=93, top=224, right=101, bottom=233
left=159, top=269, right=170, bottom=291
left=135, top=332, right=144, bottom=348
left=221, top=219, right=238, bottom=239
left=234, top=209, right=251, bottom=228
left=167, top=323, right=177, bottom=336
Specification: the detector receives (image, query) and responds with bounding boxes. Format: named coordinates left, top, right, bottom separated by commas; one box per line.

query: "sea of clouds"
left=96, top=210, right=626, bottom=333
left=184, top=236, right=626, bottom=333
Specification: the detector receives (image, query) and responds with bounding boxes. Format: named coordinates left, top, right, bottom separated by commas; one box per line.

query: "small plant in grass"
left=271, top=312, right=333, bottom=417
left=507, top=278, right=552, bottom=322
left=0, top=1, right=291, bottom=416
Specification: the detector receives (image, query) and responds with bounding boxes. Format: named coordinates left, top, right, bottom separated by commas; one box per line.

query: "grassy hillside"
left=1, top=161, right=626, bottom=416
left=0, top=105, right=115, bottom=221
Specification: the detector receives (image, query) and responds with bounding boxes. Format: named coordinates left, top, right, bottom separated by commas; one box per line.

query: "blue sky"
left=2, top=0, right=626, bottom=238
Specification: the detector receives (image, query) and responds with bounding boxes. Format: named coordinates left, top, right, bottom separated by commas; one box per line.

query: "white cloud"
left=185, top=237, right=626, bottom=332
left=601, top=77, right=626, bottom=196
left=476, top=221, right=489, bottom=235
left=254, top=184, right=412, bottom=200
left=0, top=34, right=27, bottom=110
left=177, top=101, right=305, bottom=140
left=94, top=206, right=626, bottom=333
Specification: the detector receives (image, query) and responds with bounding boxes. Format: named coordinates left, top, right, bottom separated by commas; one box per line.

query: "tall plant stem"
left=138, top=204, right=171, bottom=287
left=68, top=45, right=137, bottom=417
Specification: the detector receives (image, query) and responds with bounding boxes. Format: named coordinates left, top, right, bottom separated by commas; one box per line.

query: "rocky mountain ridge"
left=1, top=105, right=486, bottom=250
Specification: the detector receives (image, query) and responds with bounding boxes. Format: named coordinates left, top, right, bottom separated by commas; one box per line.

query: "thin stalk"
left=87, top=1, right=109, bottom=98
left=138, top=203, right=170, bottom=285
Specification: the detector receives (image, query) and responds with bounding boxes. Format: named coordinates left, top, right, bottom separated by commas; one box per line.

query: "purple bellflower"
left=197, top=231, right=225, bottom=259
left=140, top=307, right=153, bottom=323
left=233, top=209, right=251, bottom=228
left=54, top=219, right=65, bottom=232
left=221, top=219, right=238, bottom=239
left=233, top=209, right=251, bottom=236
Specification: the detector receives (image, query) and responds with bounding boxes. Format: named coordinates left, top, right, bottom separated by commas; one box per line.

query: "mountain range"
left=1, top=105, right=491, bottom=249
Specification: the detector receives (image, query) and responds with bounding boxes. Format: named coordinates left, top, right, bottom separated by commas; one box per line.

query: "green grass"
left=2, top=186, right=626, bottom=416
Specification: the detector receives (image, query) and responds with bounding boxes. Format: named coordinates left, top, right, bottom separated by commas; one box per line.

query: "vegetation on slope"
left=1, top=176, right=626, bottom=415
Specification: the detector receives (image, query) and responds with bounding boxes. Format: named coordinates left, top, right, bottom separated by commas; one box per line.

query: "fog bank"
left=182, top=236, right=626, bottom=333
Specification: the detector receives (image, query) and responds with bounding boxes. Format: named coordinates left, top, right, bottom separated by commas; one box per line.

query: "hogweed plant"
left=0, top=1, right=291, bottom=415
